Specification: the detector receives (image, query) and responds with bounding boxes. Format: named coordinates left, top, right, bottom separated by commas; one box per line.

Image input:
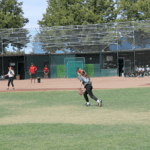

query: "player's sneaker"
left=85, top=103, right=90, bottom=107
left=98, top=100, right=102, bottom=107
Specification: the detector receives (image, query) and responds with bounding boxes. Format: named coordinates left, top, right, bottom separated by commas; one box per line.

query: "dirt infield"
left=0, top=76, right=150, bottom=92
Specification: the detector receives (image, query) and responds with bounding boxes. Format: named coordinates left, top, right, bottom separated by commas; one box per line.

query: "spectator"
left=29, top=63, right=37, bottom=83
left=44, top=65, right=49, bottom=78
left=138, top=66, right=142, bottom=76
left=145, top=65, right=150, bottom=75
left=135, top=65, right=139, bottom=77
left=142, top=66, right=145, bottom=76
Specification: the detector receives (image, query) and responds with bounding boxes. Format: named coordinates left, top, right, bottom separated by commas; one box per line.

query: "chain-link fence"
left=1, top=20, right=150, bottom=78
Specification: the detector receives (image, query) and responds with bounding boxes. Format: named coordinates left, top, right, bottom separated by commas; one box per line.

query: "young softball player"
left=78, top=70, right=102, bottom=107
left=4, top=67, right=15, bottom=90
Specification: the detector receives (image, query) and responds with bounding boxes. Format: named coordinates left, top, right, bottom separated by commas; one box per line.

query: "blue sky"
left=8, top=0, right=48, bottom=53
left=18, top=0, right=47, bottom=28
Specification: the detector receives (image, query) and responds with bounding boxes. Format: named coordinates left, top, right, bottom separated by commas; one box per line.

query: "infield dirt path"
left=0, top=76, right=150, bottom=92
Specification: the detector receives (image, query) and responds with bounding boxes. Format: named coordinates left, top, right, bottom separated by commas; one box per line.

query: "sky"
left=9, top=0, right=48, bottom=53
left=18, top=0, right=48, bottom=28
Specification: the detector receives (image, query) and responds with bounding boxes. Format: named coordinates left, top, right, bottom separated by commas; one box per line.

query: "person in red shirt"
left=29, top=63, right=37, bottom=83
left=77, top=68, right=82, bottom=75
left=77, top=68, right=83, bottom=85
left=44, top=65, right=49, bottom=78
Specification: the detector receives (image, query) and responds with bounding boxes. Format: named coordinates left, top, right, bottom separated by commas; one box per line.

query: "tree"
left=38, top=0, right=117, bottom=27
left=116, top=0, right=150, bottom=22
left=84, top=0, right=117, bottom=24
left=0, top=0, right=29, bottom=54
left=37, top=0, right=117, bottom=53
left=0, top=0, right=29, bottom=28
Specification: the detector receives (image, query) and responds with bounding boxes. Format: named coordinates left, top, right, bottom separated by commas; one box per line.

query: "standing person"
left=29, top=63, right=37, bottom=83
left=4, top=67, right=15, bottom=90
left=78, top=70, right=102, bottom=107
left=44, top=65, right=49, bottom=78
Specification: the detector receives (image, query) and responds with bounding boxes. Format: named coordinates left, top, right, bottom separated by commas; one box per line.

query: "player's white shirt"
left=8, top=70, right=15, bottom=77
left=146, top=67, right=150, bottom=71
left=138, top=68, right=142, bottom=71
left=142, top=68, right=145, bottom=71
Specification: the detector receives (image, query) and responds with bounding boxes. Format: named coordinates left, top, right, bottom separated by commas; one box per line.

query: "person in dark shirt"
left=78, top=70, right=102, bottom=107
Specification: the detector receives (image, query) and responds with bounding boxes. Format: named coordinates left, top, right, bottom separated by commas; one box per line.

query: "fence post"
left=1, top=37, right=4, bottom=75
left=24, top=47, right=26, bottom=79
left=133, top=21, right=135, bottom=70
left=100, top=52, right=102, bottom=77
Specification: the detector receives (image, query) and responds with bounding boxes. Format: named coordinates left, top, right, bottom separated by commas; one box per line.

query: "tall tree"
left=84, top=0, right=117, bottom=24
left=0, top=0, right=29, bottom=54
left=38, top=0, right=117, bottom=27
left=37, top=0, right=117, bottom=53
left=116, top=0, right=150, bottom=21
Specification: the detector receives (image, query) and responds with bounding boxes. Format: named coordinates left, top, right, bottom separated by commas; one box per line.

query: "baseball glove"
left=78, top=88, right=84, bottom=95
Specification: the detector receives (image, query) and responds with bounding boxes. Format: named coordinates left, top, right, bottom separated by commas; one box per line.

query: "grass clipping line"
left=0, top=106, right=150, bottom=125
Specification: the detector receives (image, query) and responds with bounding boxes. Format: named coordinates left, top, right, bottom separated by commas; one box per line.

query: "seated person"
left=142, top=66, right=145, bottom=76
left=135, top=65, right=139, bottom=77
left=145, top=65, right=150, bottom=75
left=138, top=66, right=142, bottom=76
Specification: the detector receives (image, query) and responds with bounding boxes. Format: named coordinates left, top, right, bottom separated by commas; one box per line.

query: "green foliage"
left=57, top=65, right=65, bottom=78
left=116, top=0, right=150, bottom=22
left=85, top=64, right=94, bottom=77
left=0, top=0, right=29, bottom=54
left=5, top=49, right=25, bottom=55
left=0, top=0, right=29, bottom=28
left=38, top=0, right=117, bottom=27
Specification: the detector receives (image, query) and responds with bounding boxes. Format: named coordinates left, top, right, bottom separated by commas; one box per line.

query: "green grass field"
left=0, top=88, right=150, bottom=150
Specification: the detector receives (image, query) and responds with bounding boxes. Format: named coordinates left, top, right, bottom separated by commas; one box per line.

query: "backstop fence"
left=1, top=21, right=150, bottom=79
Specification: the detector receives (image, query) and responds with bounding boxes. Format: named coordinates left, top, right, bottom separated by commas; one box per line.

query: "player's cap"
left=31, top=63, right=33, bottom=65
left=146, top=65, right=149, bottom=67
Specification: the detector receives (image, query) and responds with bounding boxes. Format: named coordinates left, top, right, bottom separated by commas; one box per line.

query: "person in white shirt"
left=4, top=67, right=15, bottom=90
left=142, top=66, right=145, bottom=72
left=138, top=66, right=142, bottom=75
left=145, top=65, right=150, bottom=75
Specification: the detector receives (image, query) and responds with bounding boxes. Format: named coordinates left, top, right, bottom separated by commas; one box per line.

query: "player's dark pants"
left=8, top=77, right=14, bottom=87
left=31, top=73, right=36, bottom=79
left=84, top=84, right=98, bottom=102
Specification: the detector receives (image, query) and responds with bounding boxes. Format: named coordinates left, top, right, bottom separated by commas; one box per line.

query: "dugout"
left=135, top=50, right=150, bottom=67
left=101, top=51, right=118, bottom=77
left=118, top=51, right=134, bottom=75
left=1, top=49, right=150, bottom=80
